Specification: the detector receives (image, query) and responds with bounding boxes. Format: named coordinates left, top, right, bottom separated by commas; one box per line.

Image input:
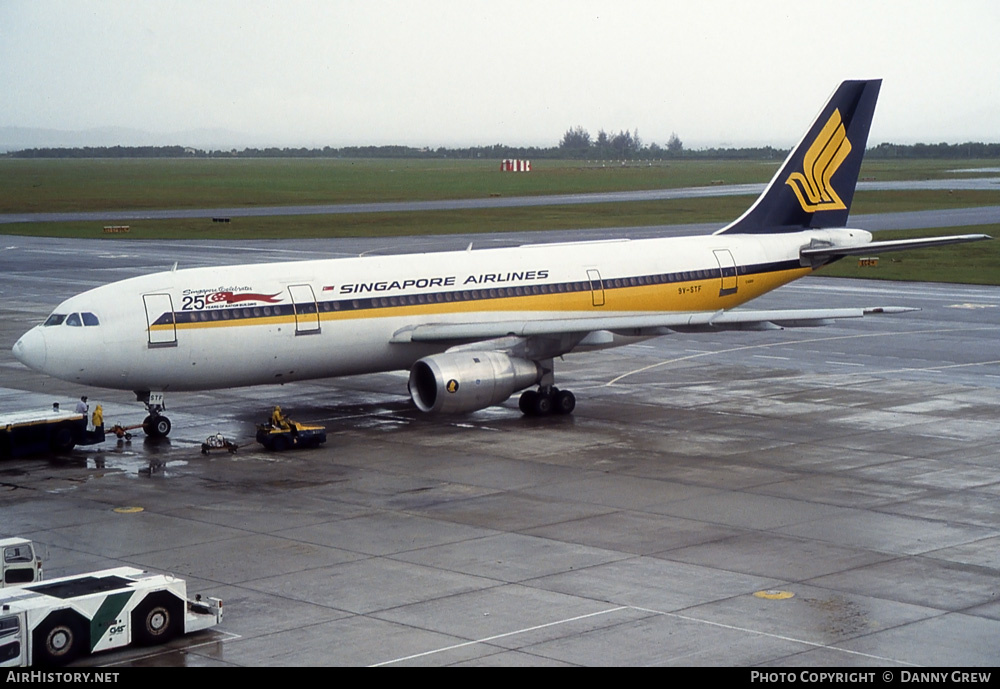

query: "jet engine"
left=408, top=351, right=541, bottom=414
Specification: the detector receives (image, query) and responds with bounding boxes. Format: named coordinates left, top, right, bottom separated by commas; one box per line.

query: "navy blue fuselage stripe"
left=152, top=259, right=805, bottom=326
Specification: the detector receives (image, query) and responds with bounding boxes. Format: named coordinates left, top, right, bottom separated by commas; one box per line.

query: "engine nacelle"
left=408, top=351, right=541, bottom=414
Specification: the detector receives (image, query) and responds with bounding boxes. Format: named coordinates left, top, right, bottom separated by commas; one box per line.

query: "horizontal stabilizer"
left=802, top=233, right=992, bottom=258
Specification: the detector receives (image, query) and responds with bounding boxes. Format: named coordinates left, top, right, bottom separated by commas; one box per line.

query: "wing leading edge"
left=390, top=306, right=918, bottom=344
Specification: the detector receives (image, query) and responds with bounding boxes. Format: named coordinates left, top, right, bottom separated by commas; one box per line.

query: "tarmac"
left=1, top=229, right=999, bottom=666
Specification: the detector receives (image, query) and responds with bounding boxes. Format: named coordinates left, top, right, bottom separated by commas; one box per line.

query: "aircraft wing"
left=801, top=233, right=991, bottom=259
left=390, top=306, right=917, bottom=343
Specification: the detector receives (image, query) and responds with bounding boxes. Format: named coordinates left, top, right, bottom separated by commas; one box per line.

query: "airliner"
left=11, top=80, right=990, bottom=437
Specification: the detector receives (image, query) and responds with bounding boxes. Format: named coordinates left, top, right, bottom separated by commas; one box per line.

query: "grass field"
left=1, top=157, right=997, bottom=284
left=3, top=158, right=769, bottom=212
left=3, top=157, right=1000, bottom=213
left=814, top=225, right=1000, bottom=284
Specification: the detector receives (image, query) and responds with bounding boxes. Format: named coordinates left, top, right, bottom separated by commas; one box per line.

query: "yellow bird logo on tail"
left=785, top=109, right=852, bottom=212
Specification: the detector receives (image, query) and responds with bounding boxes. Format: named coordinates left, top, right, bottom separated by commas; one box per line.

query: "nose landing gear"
left=144, top=413, right=172, bottom=439
left=136, top=391, right=171, bottom=438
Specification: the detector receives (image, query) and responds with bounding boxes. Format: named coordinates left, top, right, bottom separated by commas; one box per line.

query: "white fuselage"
left=12, top=228, right=870, bottom=393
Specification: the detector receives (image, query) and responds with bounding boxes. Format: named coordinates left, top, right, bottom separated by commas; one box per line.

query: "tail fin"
left=718, top=79, right=881, bottom=235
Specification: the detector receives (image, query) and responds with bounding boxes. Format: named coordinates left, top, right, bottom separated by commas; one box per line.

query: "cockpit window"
left=42, top=312, right=99, bottom=327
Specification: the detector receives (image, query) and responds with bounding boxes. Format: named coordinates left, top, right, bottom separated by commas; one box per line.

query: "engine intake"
left=409, top=351, right=541, bottom=414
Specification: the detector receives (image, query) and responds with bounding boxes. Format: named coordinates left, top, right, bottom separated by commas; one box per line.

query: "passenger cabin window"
left=43, top=314, right=66, bottom=326
left=82, top=312, right=100, bottom=326
left=65, top=313, right=82, bottom=327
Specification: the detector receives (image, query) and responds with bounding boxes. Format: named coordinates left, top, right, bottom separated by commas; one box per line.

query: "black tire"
left=50, top=423, right=77, bottom=453
left=532, top=391, right=553, bottom=416
left=144, top=415, right=172, bottom=438
left=554, top=389, right=576, bottom=415
left=519, top=390, right=538, bottom=416
left=33, top=612, right=85, bottom=666
left=271, top=435, right=290, bottom=452
left=131, top=592, right=181, bottom=646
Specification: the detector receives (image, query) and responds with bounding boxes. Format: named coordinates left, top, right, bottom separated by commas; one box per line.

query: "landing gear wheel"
left=554, top=389, right=576, bottom=415
left=519, top=389, right=552, bottom=416
left=520, top=387, right=576, bottom=417
left=519, top=390, right=538, bottom=415
left=532, top=391, right=553, bottom=416
left=144, top=414, right=172, bottom=438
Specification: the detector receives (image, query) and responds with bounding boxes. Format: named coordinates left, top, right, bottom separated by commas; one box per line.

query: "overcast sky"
left=2, top=1, right=999, bottom=149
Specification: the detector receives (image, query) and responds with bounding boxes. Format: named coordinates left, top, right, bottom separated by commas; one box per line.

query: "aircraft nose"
left=12, top=327, right=47, bottom=372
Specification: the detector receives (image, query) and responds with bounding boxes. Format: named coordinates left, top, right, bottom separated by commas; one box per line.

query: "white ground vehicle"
left=0, top=566, right=222, bottom=666
left=0, top=538, right=43, bottom=587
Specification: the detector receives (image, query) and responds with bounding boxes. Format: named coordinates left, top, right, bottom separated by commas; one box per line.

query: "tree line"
left=868, top=142, right=1000, bottom=158
left=5, top=136, right=1000, bottom=160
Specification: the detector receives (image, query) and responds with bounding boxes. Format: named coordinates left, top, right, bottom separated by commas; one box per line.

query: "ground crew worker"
left=89, top=404, right=105, bottom=442
left=75, top=396, right=89, bottom=414
left=271, top=406, right=291, bottom=430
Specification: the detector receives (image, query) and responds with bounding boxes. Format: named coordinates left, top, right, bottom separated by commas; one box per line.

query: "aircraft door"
left=587, top=269, right=605, bottom=307
left=288, top=284, right=321, bottom=335
left=143, top=293, right=177, bottom=347
left=713, top=249, right=739, bottom=297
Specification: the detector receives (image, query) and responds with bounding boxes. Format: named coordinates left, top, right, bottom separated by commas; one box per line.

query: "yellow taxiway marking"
left=113, top=506, right=144, bottom=513
left=755, top=589, right=795, bottom=600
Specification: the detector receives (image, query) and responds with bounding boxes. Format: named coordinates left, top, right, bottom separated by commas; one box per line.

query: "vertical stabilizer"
left=718, top=79, right=881, bottom=235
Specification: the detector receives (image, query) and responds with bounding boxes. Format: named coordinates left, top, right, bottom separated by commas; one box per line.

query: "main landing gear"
left=136, top=391, right=172, bottom=438
left=518, top=386, right=576, bottom=417
left=517, top=356, right=577, bottom=417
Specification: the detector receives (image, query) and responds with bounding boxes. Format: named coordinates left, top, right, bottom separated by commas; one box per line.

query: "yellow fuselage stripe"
left=152, top=266, right=813, bottom=332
